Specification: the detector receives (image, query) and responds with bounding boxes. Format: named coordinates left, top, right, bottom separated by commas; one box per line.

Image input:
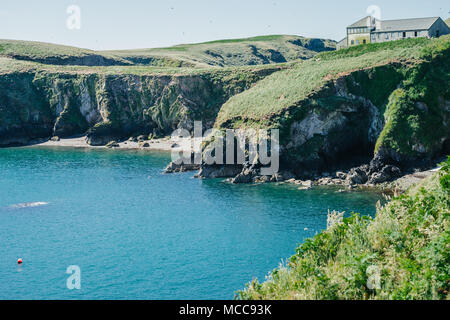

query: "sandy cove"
left=28, top=136, right=194, bottom=153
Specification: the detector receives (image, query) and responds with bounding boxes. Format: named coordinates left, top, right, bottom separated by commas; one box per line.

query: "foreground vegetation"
left=238, top=157, right=450, bottom=300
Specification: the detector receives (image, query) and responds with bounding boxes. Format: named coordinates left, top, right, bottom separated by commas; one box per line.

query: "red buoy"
left=17, top=258, right=23, bottom=265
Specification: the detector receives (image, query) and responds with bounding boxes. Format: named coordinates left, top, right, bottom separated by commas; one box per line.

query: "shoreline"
left=15, top=136, right=442, bottom=194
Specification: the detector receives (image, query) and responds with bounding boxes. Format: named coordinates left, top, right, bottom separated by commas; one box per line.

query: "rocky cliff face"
left=0, top=67, right=280, bottom=147
left=197, top=39, right=450, bottom=184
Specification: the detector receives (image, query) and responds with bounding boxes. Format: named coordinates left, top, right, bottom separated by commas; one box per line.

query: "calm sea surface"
left=0, top=147, right=381, bottom=299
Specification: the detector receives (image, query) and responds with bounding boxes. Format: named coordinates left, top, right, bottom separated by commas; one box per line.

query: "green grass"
left=190, top=35, right=288, bottom=45
left=238, top=157, right=450, bottom=300
left=104, top=35, right=336, bottom=68
left=216, top=36, right=449, bottom=128
left=0, top=39, right=131, bottom=65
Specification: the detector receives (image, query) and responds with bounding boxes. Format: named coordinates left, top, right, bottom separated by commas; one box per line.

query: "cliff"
left=1, top=36, right=449, bottom=181
left=200, top=36, right=450, bottom=182
left=0, top=60, right=281, bottom=146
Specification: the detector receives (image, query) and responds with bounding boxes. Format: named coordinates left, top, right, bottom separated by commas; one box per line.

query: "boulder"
left=335, top=171, right=347, bottom=180
left=164, top=161, right=200, bottom=174
left=270, top=171, right=295, bottom=182
left=254, top=176, right=270, bottom=183
left=195, top=165, right=242, bottom=179
left=346, top=167, right=368, bottom=185
left=368, top=165, right=401, bottom=184
left=231, top=172, right=253, bottom=184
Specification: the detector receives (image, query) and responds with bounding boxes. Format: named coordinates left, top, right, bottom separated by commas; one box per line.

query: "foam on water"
left=9, top=202, right=49, bottom=209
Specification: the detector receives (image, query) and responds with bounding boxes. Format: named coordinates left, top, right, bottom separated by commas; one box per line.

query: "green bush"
left=237, top=162, right=450, bottom=300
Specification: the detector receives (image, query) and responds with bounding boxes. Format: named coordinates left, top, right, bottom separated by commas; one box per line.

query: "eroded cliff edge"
left=0, top=65, right=280, bottom=146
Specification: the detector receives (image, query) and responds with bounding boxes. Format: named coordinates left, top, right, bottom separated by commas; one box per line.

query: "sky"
left=0, top=0, right=448, bottom=50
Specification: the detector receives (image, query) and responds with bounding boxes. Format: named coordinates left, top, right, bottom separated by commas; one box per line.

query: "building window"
left=403, top=32, right=406, bottom=38
left=356, top=40, right=360, bottom=45
left=363, top=39, right=366, bottom=44
left=436, top=30, right=440, bottom=37
left=415, top=31, right=418, bottom=37
left=351, top=40, right=354, bottom=45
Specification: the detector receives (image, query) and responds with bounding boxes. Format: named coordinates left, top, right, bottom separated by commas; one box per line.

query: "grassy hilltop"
left=0, top=35, right=335, bottom=68
left=216, top=36, right=450, bottom=167
left=104, top=35, right=335, bottom=67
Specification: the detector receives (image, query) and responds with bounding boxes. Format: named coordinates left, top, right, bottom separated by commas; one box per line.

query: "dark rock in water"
left=164, top=160, right=200, bottom=174
left=139, top=142, right=150, bottom=148
left=196, top=165, right=242, bottom=179
left=231, top=164, right=260, bottom=184
left=254, top=176, right=271, bottom=183
left=231, top=172, right=254, bottom=184
left=270, top=171, right=295, bottom=182
left=346, top=167, right=368, bottom=185
left=277, top=171, right=296, bottom=181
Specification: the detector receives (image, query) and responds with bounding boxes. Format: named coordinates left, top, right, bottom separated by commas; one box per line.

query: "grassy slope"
left=0, top=35, right=335, bottom=68
left=238, top=158, right=450, bottom=300
left=216, top=37, right=449, bottom=128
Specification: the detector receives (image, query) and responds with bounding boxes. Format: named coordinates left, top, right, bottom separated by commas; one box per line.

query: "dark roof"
left=348, top=16, right=372, bottom=28
left=373, top=17, right=440, bottom=32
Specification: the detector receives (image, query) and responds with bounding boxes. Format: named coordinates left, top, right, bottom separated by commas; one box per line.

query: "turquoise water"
left=0, top=147, right=381, bottom=300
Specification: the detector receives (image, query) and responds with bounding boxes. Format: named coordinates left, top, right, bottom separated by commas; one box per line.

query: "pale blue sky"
left=0, top=0, right=448, bottom=50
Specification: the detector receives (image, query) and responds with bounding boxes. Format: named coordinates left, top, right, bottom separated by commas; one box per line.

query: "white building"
left=337, top=16, right=450, bottom=50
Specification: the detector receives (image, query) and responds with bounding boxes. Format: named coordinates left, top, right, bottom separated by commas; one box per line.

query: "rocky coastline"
left=164, top=153, right=444, bottom=193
